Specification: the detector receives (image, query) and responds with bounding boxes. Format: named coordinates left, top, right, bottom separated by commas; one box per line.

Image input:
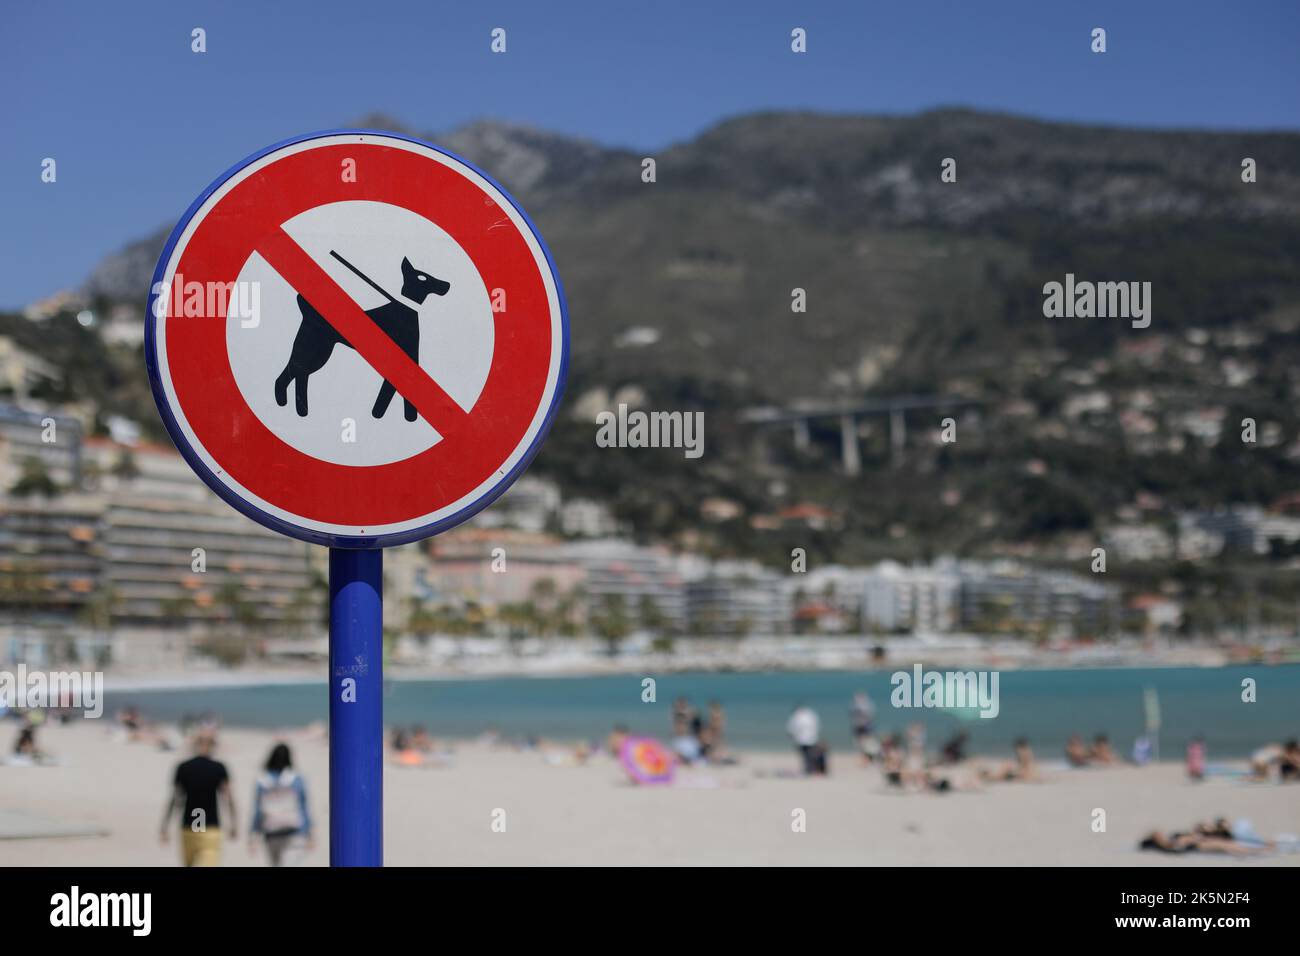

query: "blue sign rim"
left=143, top=128, right=570, bottom=550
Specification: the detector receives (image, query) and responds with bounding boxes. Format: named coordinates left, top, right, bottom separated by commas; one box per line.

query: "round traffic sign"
left=145, top=130, right=568, bottom=548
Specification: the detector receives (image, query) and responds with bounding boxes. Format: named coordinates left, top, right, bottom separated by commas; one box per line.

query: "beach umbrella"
left=620, top=736, right=676, bottom=785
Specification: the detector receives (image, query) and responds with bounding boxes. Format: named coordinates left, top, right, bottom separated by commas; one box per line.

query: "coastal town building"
left=955, top=560, right=1114, bottom=637
left=469, top=475, right=562, bottom=534
left=1181, top=506, right=1300, bottom=557
left=0, top=414, right=315, bottom=666
left=425, top=527, right=586, bottom=611
left=861, top=560, right=961, bottom=633
left=1102, top=523, right=1174, bottom=563
left=0, top=492, right=104, bottom=659
left=0, top=338, right=61, bottom=403
left=683, top=558, right=791, bottom=636
left=0, top=402, right=84, bottom=493
left=564, top=538, right=687, bottom=634
left=84, top=438, right=315, bottom=632
left=559, top=498, right=621, bottom=538
left=0, top=390, right=1284, bottom=665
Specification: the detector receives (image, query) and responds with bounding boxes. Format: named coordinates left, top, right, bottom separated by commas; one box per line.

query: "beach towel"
left=1230, top=818, right=1300, bottom=852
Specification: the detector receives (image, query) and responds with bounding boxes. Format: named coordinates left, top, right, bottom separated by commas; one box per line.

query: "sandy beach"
left=1, top=720, right=1296, bottom=867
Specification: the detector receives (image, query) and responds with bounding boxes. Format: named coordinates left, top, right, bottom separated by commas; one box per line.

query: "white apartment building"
left=861, top=560, right=961, bottom=633
left=564, top=538, right=686, bottom=633
left=684, top=558, right=791, bottom=636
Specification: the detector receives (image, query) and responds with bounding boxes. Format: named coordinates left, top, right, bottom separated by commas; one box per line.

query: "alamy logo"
left=151, top=275, right=261, bottom=326
left=1042, top=273, right=1151, bottom=328
left=50, top=886, right=151, bottom=936
left=890, top=664, right=1000, bottom=718
left=595, top=403, right=704, bottom=459
left=0, top=665, right=103, bottom=718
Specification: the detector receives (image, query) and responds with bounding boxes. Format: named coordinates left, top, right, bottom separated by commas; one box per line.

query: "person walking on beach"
left=249, top=742, right=313, bottom=866
left=787, top=704, right=820, bottom=775
left=704, top=700, right=729, bottom=762
left=1186, top=735, right=1207, bottom=781
left=161, top=731, right=236, bottom=866
left=11, top=715, right=47, bottom=764
left=672, top=696, right=699, bottom=741
left=849, top=691, right=876, bottom=762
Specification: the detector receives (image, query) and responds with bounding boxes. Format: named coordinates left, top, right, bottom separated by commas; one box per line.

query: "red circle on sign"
left=148, top=133, right=565, bottom=544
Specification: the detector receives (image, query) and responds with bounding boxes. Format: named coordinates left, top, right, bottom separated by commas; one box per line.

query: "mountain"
left=83, top=230, right=172, bottom=303
left=81, top=109, right=1300, bottom=399
left=82, top=114, right=633, bottom=303
left=61, top=109, right=1300, bottom=567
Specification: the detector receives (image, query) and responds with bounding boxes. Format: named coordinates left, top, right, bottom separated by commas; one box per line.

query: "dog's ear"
left=401, top=257, right=416, bottom=278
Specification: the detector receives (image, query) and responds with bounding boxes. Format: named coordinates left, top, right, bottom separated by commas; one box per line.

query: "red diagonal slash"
left=258, top=227, right=468, bottom=431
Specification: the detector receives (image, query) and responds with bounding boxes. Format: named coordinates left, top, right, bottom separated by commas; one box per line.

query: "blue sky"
left=2, top=0, right=1297, bottom=309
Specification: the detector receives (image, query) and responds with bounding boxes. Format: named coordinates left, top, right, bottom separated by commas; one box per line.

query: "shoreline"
left=97, top=656, right=1300, bottom=694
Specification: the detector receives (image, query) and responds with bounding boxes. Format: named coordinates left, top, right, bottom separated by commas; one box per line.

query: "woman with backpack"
left=249, top=742, right=313, bottom=866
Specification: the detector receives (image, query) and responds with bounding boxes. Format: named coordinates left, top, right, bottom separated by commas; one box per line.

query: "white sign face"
left=230, top=200, right=496, bottom=465
left=145, top=131, right=568, bottom=547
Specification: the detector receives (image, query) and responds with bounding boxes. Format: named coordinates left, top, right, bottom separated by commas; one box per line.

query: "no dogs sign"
left=145, top=130, right=569, bottom=547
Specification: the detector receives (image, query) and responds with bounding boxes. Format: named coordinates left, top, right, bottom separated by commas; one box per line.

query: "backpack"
left=259, top=771, right=303, bottom=835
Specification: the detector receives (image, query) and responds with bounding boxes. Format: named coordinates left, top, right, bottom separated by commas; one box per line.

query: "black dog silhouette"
left=274, top=252, right=450, bottom=422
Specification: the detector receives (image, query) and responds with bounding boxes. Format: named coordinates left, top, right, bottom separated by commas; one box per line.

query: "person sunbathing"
left=1285, top=740, right=1300, bottom=781
left=880, top=734, right=928, bottom=790
left=981, top=737, right=1038, bottom=782
left=1139, top=825, right=1268, bottom=856
left=1248, top=739, right=1300, bottom=780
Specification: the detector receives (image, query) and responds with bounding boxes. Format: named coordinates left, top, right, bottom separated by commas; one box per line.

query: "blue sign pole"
left=328, top=547, right=383, bottom=867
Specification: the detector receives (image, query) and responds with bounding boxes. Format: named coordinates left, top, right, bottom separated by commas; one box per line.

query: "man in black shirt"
left=161, top=731, right=237, bottom=866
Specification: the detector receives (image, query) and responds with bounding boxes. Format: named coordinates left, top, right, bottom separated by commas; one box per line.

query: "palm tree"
left=111, top=449, right=141, bottom=482
left=193, top=579, right=261, bottom=666
left=9, top=456, right=58, bottom=497
left=554, top=584, right=586, bottom=638
left=637, top=594, right=668, bottom=635
left=76, top=581, right=114, bottom=626
left=590, top=593, right=631, bottom=655
left=529, top=577, right=560, bottom=636
left=159, top=591, right=195, bottom=625
left=282, top=584, right=319, bottom=638
left=498, top=600, right=540, bottom=652
left=407, top=603, right=437, bottom=646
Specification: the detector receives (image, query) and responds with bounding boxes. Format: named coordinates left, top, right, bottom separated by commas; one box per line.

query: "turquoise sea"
left=110, top=665, right=1300, bottom=758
